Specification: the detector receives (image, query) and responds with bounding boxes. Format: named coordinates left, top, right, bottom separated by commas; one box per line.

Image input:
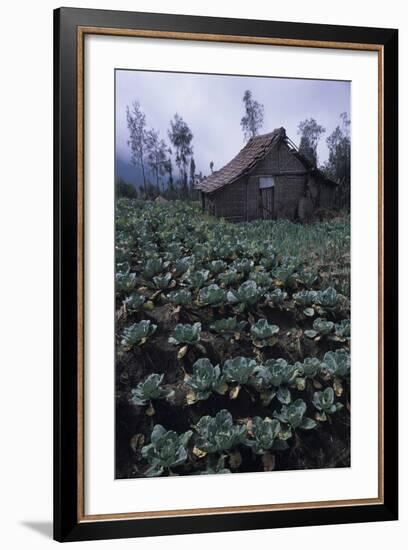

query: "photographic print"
left=54, top=9, right=398, bottom=540
left=115, top=69, right=351, bottom=479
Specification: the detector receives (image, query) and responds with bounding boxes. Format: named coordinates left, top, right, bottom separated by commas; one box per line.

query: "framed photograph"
left=54, top=7, right=398, bottom=542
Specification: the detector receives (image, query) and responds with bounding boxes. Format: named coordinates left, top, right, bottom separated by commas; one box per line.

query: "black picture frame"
left=54, top=7, right=398, bottom=542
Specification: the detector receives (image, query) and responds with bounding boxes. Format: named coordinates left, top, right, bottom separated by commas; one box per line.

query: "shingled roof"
left=196, top=128, right=336, bottom=193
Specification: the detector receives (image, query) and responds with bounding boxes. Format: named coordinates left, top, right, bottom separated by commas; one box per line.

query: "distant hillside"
left=115, top=156, right=145, bottom=189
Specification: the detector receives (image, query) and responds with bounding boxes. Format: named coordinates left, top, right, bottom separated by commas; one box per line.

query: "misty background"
left=115, top=69, right=350, bottom=192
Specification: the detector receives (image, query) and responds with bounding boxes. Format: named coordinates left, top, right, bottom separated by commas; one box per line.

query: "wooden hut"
left=196, top=128, right=337, bottom=222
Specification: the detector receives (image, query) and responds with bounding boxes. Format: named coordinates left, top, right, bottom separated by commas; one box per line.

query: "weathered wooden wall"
left=201, top=142, right=337, bottom=222
left=319, top=182, right=336, bottom=208
left=212, top=177, right=246, bottom=222
left=246, top=143, right=308, bottom=220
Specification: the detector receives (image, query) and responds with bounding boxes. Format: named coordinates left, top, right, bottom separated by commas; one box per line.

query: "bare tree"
left=145, top=128, right=167, bottom=194
left=189, top=157, right=196, bottom=192
left=297, top=118, right=326, bottom=167
left=126, top=101, right=147, bottom=196
left=168, top=114, right=194, bottom=197
left=240, top=90, right=264, bottom=142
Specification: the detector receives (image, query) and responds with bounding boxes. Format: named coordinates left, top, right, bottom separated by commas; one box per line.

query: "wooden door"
left=260, top=187, right=274, bottom=219
left=259, top=176, right=275, bottom=219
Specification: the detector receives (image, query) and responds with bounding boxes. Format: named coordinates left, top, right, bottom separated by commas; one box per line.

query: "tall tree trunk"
left=141, top=160, right=147, bottom=197
left=155, top=157, right=160, bottom=195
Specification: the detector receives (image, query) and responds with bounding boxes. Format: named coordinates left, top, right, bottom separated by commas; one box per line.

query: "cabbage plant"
left=248, top=271, right=273, bottom=289
left=185, top=358, right=224, bottom=402
left=317, top=287, right=340, bottom=308
left=222, top=356, right=257, bottom=385
left=227, top=280, right=264, bottom=310
left=250, top=319, right=279, bottom=348
left=253, top=358, right=301, bottom=404
left=273, top=399, right=317, bottom=430
left=121, top=320, right=157, bottom=348
left=141, top=425, right=193, bottom=477
left=130, top=374, right=174, bottom=406
left=168, top=322, right=201, bottom=345
left=166, top=288, right=192, bottom=306
left=300, top=357, right=321, bottom=378
left=200, top=455, right=231, bottom=475
left=272, top=257, right=298, bottom=287
left=304, top=317, right=335, bottom=339
left=207, top=260, right=227, bottom=274
left=265, top=288, right=287, bottom=306
left=198, top=284, right=225, bottom=306
left=185, top=269, right=209, bottom=289
left=259, top=252, right=277, bottom=270
left=124, top=292, right=146, bottom=312
left=210, top=317, right=246, bottom=339
left=334, top=319, right=351, bottom=339
left=293, top=289, right=319, bottom=307
left=116, top=271, right=136, bottom=294
left=174, top=256, right=195, bottom=276
left=312, top=387, right=343, bottom=421
left=218, top=269, right=240, bottom=286
left=322, top=349, right=350, bottom=377
left=152, top=272, right=172, bottom=290
left=244, top=417, right=287, bottom=454
left=231, top=258, right=254, bottom=274
left=142, top=257, right=167, bottom=280
left=195, top=410, right=247, bottom=453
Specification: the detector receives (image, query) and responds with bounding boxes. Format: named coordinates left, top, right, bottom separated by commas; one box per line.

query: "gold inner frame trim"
left=76, top=26, right=384, bottom=523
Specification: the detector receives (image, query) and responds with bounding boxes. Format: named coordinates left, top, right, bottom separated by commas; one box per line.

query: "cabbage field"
left=115, top=200, right=350, bottom=478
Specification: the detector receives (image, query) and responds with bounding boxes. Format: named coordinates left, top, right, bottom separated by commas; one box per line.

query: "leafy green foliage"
left=166, top=288, right=192, bottom=306
left=115, top=200, right=350, bottom=478
left=174, top=256, right=194, bottom=275
left=273, top=400, right=317, bottom=430
left=231, top=258, right=254, bottom=274
left=304, top=317, right=335, bottom=339
left=294, top=287, right=342, bottom=310
left=265, top=288, right=287, bottom=306
left=244, top=417, right=287, bottom=454
left=195, top=410, right=247, bottom=453
left=116, top=271, right=136, bottom=294
left=200, top=455, right=231, bottom=475
left=250, top=319, right=279, bottom=347
left=124, top=292, right=146, bottom=312
left=141, top=425, right=192, bottom=476
left=130, top=374, right=174, bottom=406
left=312, top=387, right=343, bottom=420
left=222, top=357, right=257, bottom=385
left=293, top=289, right=319, bottom=307
left=300, top=357, right=321, bottom=378
left=318, top=287, right=340, bottom=308
left=334, top=319, right=351, bottom=339
left=254, top=359, right=300, bottom=389
left=198, top=284, right=225, bottom=306
left=121, top=320, right=157, bottom=348
left=248, top=271, right=273, bottom=288
left=185, top=269, right=209, bottom=289
left=227, top=280, right=264, bottom=310
left=152, top=272, right=172, bottom=289
left=322, top=349, right=350, bottom=377
left=186, top=359, right=223, bottom=401
left=168, top=322, right=201, bottom=345
left=142, top=257, right=167, bottom=279
left=218, top=269, right=240, bottom=286
left=207, top=260, right=227, bottom=274
left=210, top=317, right=246, bottom=339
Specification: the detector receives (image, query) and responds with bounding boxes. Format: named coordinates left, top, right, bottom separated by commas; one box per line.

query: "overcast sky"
left=116, top=69, right=350, bottom=179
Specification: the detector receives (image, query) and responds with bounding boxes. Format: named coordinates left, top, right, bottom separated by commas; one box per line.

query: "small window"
left=259, top=176, right=275, bottom=189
